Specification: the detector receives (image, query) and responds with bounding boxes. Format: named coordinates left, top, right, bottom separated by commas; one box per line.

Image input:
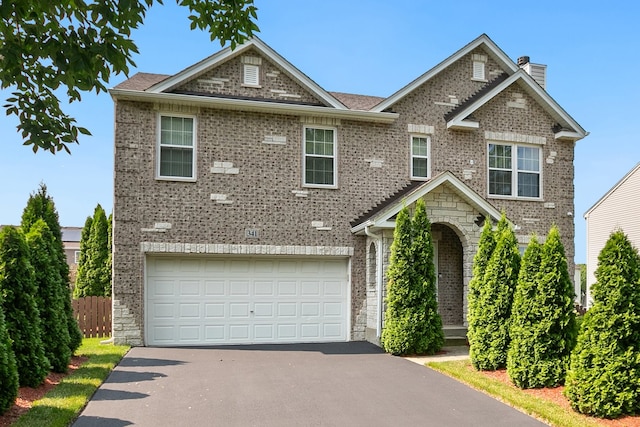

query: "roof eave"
left=109, top=89, right=399, bottom=123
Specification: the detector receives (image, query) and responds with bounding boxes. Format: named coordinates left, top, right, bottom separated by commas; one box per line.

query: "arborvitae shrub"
left=508, top=227, right=577, bottom=388
left=25, top=220, right=72, bottom=373
left=381, top=200, right=444, bottom=355
left=73, top=214, right=93, bottom=298
left=565, top=230, right=640, bottom=418
left=21, top=184, right=83, bottom=354
left=469, top=214, right=519, bottom=370
left=0, top=226, right=49, bottom=387
left=0, top=299, right=19, bottom=414
left=467, top=220, right=496, bottom=359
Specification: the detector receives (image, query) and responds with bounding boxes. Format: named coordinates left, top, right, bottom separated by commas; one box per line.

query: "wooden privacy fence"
left=72, top=296, right=112, bottom=338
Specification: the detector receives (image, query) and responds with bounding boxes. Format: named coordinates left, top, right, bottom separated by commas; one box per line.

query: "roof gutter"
left=109, top=89, right=399, bottom=124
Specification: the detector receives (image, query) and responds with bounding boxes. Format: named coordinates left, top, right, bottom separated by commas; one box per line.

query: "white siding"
left=585, top=164, right=640, bottom=306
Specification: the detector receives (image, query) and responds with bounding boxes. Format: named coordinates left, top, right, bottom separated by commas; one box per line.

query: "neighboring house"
left=109, top=34, right=587, bottom=347
left=61, top=226, right=82, bottom=285
left=584, top=162, right=640, bottom=306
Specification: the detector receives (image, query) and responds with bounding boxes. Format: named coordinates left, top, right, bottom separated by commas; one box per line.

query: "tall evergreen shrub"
left=467, top=220, right=496, bottom=353
left=21, top=184, right=83, bottom=353
left=0, top=226, right=49, bottom=387
left=73, top=214, right=93, bottom=297
left=25, top=220, right=72, bottom=373
left=74, top=204, right=111, bottom=297
left=0, top=295, right=19, bottom=414
left=381, top=200, right=444, bottom=355
left=508, top=226, right=577, bottom=388
left=469, top=214, right=520, bottom=370
left=565, top=230, right=640, bottom=418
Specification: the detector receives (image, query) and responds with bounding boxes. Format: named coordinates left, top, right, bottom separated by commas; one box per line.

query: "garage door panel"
left=205, top=280, right=225, bottom=296
left=146, top=256, right=348, bottom=346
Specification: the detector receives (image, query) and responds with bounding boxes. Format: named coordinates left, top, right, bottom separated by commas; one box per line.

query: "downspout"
left=365, top=223, right=384, bottom=338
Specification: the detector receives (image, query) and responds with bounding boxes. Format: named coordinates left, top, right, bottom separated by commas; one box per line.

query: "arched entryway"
left=432, top=223, right=464, bottom=326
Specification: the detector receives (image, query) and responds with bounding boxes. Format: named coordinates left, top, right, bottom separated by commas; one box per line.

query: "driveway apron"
left=73, top=342, right=546, bottom=426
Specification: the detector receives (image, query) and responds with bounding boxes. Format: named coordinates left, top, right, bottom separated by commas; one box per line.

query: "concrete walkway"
left=74, top=342, right=543, bottom=427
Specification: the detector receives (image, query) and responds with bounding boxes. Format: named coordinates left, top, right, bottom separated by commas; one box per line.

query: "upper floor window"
left=157, top=114, right=196, bottom=180
left=303, top=126, right=336, bottom=187
left=411, top=135, right=430, bottom=180
left=488, top=143, right=541, bottom=198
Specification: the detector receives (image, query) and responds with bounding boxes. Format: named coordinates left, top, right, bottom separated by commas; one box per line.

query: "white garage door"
left=145, top=256, right=349, bottom=346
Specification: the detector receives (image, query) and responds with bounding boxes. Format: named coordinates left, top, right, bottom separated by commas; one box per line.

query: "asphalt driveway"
left=73, top=342, right=546, bottom=426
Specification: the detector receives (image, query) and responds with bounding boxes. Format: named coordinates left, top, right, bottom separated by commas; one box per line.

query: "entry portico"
left=350, top=171, right=503, bottom=343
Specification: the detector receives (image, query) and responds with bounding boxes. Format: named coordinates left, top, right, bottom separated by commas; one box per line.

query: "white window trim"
left=156, top=113, right=197, bottom=182
left=302, top=125, right=338, bottom=189
left=74, top=250, right=81, bottom=264
left=487, top=141, right=543, bottom=200
left=410, top=134, right=431, bottom=180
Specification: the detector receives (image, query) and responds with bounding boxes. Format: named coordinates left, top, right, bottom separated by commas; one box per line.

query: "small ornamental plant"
left=565, top=230, right=640, bottom=418
left=382, top=199, right=444, bottom=355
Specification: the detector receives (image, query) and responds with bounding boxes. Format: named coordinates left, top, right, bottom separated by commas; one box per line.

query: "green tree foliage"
left=507, top=227, right=577, bottom=388
left=467, top=220, right=496, bottom=351
left=0, top=226, right=49, bottom=387
left=0, top=293, right=19, bottom=414
left=0, top=0, right=259, bottom=153
left=565, top=230, right=640, bottom=418
left=21, top=184, right=83, bottom=354
left=25, top=220, right=72, bottom=373
left=74, top=215, right=93, bottom=297
left=468, top=214, right=520, bottom=370
left=74, top=204, right=111, bottom=297
left=381, top=199, right=444, bottom=355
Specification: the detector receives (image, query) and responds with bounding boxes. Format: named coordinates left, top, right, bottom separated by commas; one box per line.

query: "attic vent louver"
left=518, top=56, right=547, bottom=90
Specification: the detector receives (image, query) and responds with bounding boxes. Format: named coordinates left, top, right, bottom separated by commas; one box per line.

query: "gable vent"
left=243, top=64, right=260, bottom=86
left=518, top=56, right=547, bottom=89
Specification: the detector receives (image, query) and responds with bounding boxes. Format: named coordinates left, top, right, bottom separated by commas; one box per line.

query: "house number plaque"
left=245, top=228, right=260, bottom=239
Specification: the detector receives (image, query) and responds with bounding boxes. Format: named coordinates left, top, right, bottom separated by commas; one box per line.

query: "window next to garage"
left=488, top=142, right=541, bottom=199
left=303, top=126, right=337, bottom=188
left=157, top=114, right=196, bottom=181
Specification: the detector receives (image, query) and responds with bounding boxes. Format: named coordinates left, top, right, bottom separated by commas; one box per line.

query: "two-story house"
left=110, top=34, right=587, bottom=347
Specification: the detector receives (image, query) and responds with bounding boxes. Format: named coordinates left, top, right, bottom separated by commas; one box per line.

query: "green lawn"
left=12, top=338, right=130, bottom=427
left=426, top=360, right=607, bottom=427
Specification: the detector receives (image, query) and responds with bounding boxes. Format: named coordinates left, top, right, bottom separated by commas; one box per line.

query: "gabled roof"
left=372, top=33, right=587, bottom=142
left=584, top=162, right=640, bottom=219
left=350, top=171, right=503, bottom=233
left=373, top=34, right=518, bottom=112
left=146, top=37, right=346, bottom=109
left=445, top=70, right=587, bottom=141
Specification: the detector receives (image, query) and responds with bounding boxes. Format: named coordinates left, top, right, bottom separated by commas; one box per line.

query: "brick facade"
left=111, top=35, right=585, bottom=346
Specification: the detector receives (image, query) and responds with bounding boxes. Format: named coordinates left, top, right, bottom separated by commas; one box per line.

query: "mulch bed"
left=479, top=369, right=640, bottom=427
left=0, top=356, right=88, bottom=427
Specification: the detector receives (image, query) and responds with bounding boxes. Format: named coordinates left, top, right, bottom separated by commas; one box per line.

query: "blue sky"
left=1, top=0, right=638, bottom=264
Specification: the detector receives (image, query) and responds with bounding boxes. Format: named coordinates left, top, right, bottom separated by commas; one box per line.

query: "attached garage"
left=145, top=255, right=350, bottom=346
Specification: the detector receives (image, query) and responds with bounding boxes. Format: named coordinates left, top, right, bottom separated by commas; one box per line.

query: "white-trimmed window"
left=74, top=250, right=81, bottom=264
left=488, top=143, right=541, bottom=198
left=157, top=114, right=196, bottom=180
left=411, top=135, right=430, bottom=179
left=303, top=126, right=336, bottom=187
